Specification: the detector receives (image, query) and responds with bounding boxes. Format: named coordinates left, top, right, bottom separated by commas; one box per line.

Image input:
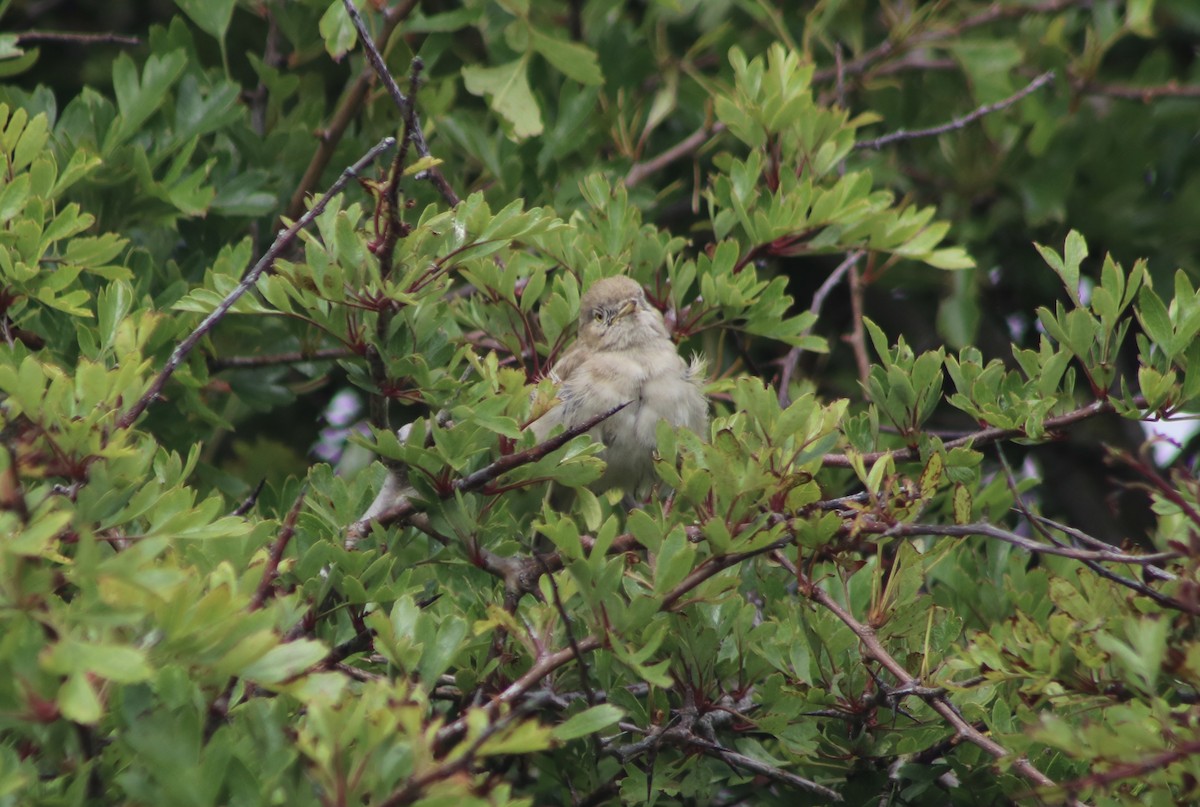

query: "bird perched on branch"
left=531, top=275, right=708, bottom=498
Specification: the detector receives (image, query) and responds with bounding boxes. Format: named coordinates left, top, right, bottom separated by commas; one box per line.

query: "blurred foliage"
left=1, top=0, right=1200, bottom=805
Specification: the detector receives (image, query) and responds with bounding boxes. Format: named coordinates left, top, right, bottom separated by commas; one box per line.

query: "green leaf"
left=108, top=49, right=187, bottom=149
left=57, top=674, right=102, bottom=725
left=175, top=0, right=236, bottom=45
left=319, top=0, right=358, bottom=60
left=240, top=640, right=328, bottom=685
left=551, top=704, right=624, bottom=741
left=462, top=55, right=544, bottom=139
left=530, top=29, right=603, bottom=85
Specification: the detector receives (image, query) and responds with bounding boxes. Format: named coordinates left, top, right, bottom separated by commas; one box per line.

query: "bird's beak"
left=613, top=299, right=638, bottom=321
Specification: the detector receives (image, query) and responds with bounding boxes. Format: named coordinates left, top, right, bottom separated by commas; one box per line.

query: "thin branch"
left=846, top=261, right=871, bottom=389
left=341, top=0, right=461, bottom=208
left=660, top=530, right=794, bottom=611
left=855, top=71, right=1055, bottom=150
left=1080, top=79, right=1200, bottom=101
left=822, top=397, right=1142, bottom=468
left=624, top=122, right=727, bottom=188
left=994, top=447, right=1190, bottom=611
left=857, top=520, right=1177, bottom=566
left=812, top=0, right=1082, bottom=85
left=778, top=554, right=1080, bottom=804
left=435, top=636, right=603, bottom=748
left=16, top=30, right=140, bottom=46
left=1060, top=736, right=1200, bottom=793
left=285, top=0, right=417, bottom=221
left=230, top=479, right=266, bottom=517
left=1029, top=513, right=1175, bottom=583
left=380, top=696, right=548, bottom=807
left=659, top=730, right=842, bottom=801
left=248, top=484, right=309, bottom=611
left=779, top=250, right=864, bottom=407
left=119, top=137, right=396, bottom=429
left=361, top=402, right=631, bottom=530
left=209, top=347, right=356, bottom=370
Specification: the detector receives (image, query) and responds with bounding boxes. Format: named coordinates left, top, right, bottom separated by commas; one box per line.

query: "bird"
left=530, top=276, right=708, bottom=499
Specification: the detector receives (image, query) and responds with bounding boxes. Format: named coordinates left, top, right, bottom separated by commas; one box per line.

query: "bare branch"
left=813, top=0, right=1082, bottom=85
left=779, top=250, right=864, bottom=407
left=16, top=30, right=140, bottom=46
left=624, top=122, right=726, bottom=189
left=285, top=1, right=417, bottom=221
left=341, top=0, right=461, bottom=207
left=119, top=137, right=396, bottom=429
left=661, top=730, right=842, bottom=801
left=209, top=347, right=356, bottom=370
left=855, top=71, right=1055, bottom=150
left=862, top=520, right=1178, bottom=567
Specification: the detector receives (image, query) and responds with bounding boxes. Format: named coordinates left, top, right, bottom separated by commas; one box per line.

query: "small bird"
left=531, top=276, right=708, bottom=498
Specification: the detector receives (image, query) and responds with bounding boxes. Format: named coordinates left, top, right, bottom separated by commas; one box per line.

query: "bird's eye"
left=593, top=310, right=605, bottom=324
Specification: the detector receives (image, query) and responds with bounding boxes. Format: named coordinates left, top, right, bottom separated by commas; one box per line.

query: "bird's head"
left=576, top=276, right=670, bottom=352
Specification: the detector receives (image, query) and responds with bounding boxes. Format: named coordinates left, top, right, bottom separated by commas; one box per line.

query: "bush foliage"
left=2, top=1, right=1200, bottom=805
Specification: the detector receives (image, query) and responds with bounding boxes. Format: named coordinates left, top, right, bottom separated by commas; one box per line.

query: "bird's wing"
left=530, top=352, right=634, bottom=444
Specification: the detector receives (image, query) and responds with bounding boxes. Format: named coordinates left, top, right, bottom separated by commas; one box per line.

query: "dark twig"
left=341, top=0, right=461, bottom=208
left=248, top=485, right=309, bottom=611
left=210, top=347, right=356, bottom=370
left=779, top=250, right=864, bottom=407
left=855, top=71, right=1055, bottom=150
left=625, top=123, right=727, bottom=188
left=435, top=636, right=604, bottom=749
left=660, top=730, right=842, bottom=801
left=380, top=696, right=548, bottom=807
left=231, top=480, right=266, bottom=517
left=16, top=30, right=140, bottom=46
left=1060, top=736, right=1200, bottom=793
left=285, top=1, right=417, bottom=221
left=995, top=447, right=1189, bottom=611
left=119, top=137, right=395, bottom=429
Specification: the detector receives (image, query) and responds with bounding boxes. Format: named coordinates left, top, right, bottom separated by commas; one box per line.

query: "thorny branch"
left=119, top=137, right=396, bottom=429
left=773, top=551, right=1083, bottom=806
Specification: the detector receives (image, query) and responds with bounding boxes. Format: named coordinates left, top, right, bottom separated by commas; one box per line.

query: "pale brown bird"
left=531, top=276, right=708, bottom=498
